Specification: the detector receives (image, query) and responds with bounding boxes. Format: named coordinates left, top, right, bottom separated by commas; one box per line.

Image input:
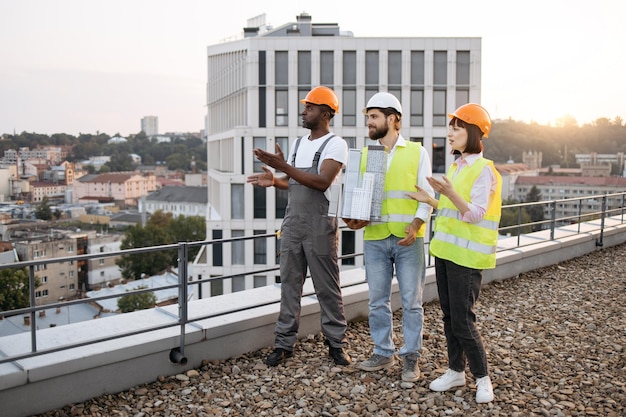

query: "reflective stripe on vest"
left=364, top=141, right=425, bottom=240
left=429, top=157, right=502, bottom=269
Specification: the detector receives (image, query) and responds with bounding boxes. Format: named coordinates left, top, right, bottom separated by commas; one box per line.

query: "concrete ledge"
left=1, top=221, right=626, bottom=417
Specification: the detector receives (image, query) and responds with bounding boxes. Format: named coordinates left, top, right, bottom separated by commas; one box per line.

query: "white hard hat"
left=363, top=92, right=402, bottom=115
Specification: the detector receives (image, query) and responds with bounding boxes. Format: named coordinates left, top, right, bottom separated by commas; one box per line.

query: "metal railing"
left=1, top=191, right=626, bottom=365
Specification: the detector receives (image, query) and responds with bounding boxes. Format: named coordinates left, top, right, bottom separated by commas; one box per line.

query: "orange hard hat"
left=300, top=86, right=339, bottom=113
left=448, top=103, right=492, bottom=138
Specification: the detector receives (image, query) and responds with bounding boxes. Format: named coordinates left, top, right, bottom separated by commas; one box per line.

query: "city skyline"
left=0, top=0, right=624, bottom=136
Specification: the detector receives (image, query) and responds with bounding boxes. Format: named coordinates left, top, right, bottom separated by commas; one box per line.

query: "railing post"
left=29, top=265, right=37, bottom=353
left=597, top=194, right=607, bottom=247
left=550, top=201, right=557, bottom=240
left=170, top=242, right=189, bottom=365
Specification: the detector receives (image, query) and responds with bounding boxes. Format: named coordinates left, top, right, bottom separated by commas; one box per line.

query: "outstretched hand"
left=406, top=185, right=431, bottom=203
left=426, top=176, right=454, bottom=198
left=253, top=143, right=287, bottom=171
left=246, top=166, right=274, bottom=188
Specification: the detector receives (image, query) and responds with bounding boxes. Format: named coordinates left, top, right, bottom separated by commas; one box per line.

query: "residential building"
left=72, top=172, right=157, bottom=209
left=140, top=186, right=208, bottom=218
left=141, top=116, right=159, bottom=137
left=513, top=175, right=626, bottom=220
left=196, top=12, right=483, bottom=295
left=14, top=231, right=89, bottom=305
left=86, top=233, right=124, bottom=289
left=3, top=147, right=66, bottom=165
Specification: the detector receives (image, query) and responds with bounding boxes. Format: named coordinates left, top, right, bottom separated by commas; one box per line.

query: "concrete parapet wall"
left=1, top=220, right=626, bottom=417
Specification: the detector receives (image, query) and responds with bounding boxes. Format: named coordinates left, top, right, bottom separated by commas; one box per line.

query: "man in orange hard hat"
left=248, top=86, right=351, bottom=367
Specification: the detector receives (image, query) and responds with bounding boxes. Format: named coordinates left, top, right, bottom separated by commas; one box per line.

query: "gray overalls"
left=274, top=135, right=348, bottom=350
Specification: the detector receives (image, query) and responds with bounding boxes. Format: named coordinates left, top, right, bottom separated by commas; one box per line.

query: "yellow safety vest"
left=430, top=157, right=502, bottom=269
left=363, top=141, right=426, bottom=240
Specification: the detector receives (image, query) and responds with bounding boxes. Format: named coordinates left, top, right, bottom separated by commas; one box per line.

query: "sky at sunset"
left=0, top=0, right=624, bottom=136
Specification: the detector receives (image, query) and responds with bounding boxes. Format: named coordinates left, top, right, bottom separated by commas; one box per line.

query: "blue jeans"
left=364, top=236, right=425, bottom=357
left=434, top=257, right=488, bottom=378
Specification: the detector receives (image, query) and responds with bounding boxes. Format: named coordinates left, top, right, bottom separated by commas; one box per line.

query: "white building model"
left=341, top=145, right=388, bottom=221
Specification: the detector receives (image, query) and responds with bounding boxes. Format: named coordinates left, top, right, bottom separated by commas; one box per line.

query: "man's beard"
left=368, top=123, right=389, bottom=140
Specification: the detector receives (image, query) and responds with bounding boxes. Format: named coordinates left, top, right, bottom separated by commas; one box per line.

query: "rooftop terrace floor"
left=33, top=243, right=625, bottom=417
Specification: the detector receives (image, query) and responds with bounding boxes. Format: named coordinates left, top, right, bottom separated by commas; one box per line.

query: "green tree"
left=168, top=215, right=206, bottom=261
left=116, top=211, right=206, bottom=280
left=34, top=196, right=52, bottom=221
left=117, top=222, right=173, bottom=280
left=499, top=197, right=533, bottom=236
left=117, top=286, right=157, bottom=313
left=0, top=268, right=39, bottom=311
left=525, top=186, right=545, bottom=231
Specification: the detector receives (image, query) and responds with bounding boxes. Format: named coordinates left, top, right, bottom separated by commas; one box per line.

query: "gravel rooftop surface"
left=34, top=243, right=625, bottom=417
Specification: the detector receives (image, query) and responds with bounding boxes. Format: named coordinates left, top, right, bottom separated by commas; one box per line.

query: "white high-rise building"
left=140, top=116, right=158, bottom=136
left=194, top=12, right=483, bottom=296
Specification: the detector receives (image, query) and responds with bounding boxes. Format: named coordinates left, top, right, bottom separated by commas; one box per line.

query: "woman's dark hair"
left=449, top=117, right=483, bottom=154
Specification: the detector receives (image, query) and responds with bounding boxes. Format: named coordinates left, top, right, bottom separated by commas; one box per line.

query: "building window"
left=254, top=230, right=267, bottom=264
left=275, top=51, right=288, bottom=85
left=210, top=276, right=223, bottom=296
left=365, top=51, right=379, bottom=85
left=231, top=184, right=244, bottom=219
left=212, top=229, right=223, bottom=267
left=455, top=89, right=469, bottom=108
left=342, top=51, right=357, bottom=85
left=411, top=51, right=425, bottom=85
left=433, top=51, right=447, bottom=85
left=387, top=50, right=402, bottom=86
left=298, top=50, right=311, bottom=85
left=275, top=188, right=288, bottom=219
left=456, top=51, right=470, bottom=85
left=253, top=137, right=266, bottom=173
left=433, top=137, right=446, bottom=174
left=320, top=51, right=334, bottom=85
left=41, top=276, right=48, bottom=283
left=69, top=283, right=75, bottom=290
left=253, top=275, right=266, bottom=288
left=342, top=89, right=357, bottom=126
left=433, top=89, right=447, bottom=126
left=344, top=137, right=356, bottom=149
left=410, top=89, right=424, bottom=126
left=231, top=230, right=245, bottom=265
left=341, top=230, right=356, bottom=266
left=253, top=186, right=266, bottom=219
left=275, top=89, right=288, bottom=126
left=232, top=275, right=245, bottom=292
left=410, top=137, right=424, bottom=145
left=276, top=137, right=289, bottom=168
left=100, top=271, right=105, bottom=277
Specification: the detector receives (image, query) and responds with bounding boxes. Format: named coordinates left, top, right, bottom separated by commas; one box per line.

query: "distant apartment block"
left=140, top=186, right=208, bottom=218
left=3, top=147, right=66, bottom=165
left=141, top=116, right=159, bottom=137
left=513, top=175, right=626, bottom=220
left=86, top=233, right=124, bottom=289
left=14, top=232, right=89, bottom=305
left=72, top=172, right=157, bottom=209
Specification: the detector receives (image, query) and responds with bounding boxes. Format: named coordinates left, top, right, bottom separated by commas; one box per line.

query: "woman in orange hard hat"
left=407, top=103, right=502, bottom=404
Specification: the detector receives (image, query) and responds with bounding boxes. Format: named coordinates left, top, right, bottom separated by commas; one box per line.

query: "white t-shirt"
left=287, top=132, right=348, bottom=201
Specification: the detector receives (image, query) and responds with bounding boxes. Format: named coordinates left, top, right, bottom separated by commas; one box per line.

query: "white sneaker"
left=429, top=369, right=466, bottom=392
left=475, top=375, right=494, bottom=403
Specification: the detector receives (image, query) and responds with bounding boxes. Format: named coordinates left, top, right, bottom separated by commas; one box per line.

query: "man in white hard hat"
left=343, top=92, right=434, bottom=382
